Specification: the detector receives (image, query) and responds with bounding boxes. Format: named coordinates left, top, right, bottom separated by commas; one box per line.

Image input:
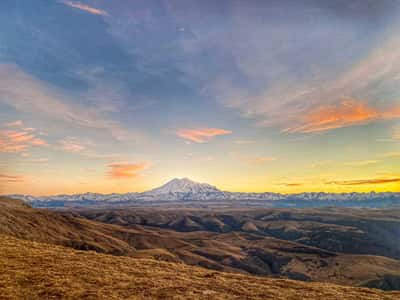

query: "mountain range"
left=7, top=178, right=400, bottom=208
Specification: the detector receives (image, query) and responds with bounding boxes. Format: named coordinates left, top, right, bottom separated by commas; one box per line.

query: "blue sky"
left=1, top=0, right=400, bottom=194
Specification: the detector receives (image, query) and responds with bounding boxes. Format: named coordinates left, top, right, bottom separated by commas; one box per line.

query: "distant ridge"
left=6, top=178, right=400, bottom=208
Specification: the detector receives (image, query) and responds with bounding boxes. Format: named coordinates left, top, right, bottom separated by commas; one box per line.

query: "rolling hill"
left=1, top=196, right=400, bottom=292
left=1, top=234, right=399, bottom=300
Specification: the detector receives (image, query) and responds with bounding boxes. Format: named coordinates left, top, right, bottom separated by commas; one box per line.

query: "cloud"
left=59, top=138, right=86, bottom=153
left=62, top=1, right=107, bottom=16
left=381, top=152, right=400, bottom=158
left=283, top=99, right=400, bottom=133
left=344, top=160, right=380, bottom=167
left=279, top=182, right=303, bottom=187
left=107, top=162, right=150, bottom=179
left=310, top=161, right=332, bottom=168
left=327, top=177, right=400, bottom=185
left=287, top=99, right=400, bottom=133
left=215, top=31, right=400, bottom=134
left=176, top=128, right=232, bottom=143
left=57, top=138, right=126, bottom=161
left=0, top=174, right=25, bottom=183
left=0, top=128, right=48, bottom=153
left=23, top=158, right=49, bottom=163
left=4, top=120, right=23, bottom=127
left=0, top=64, right=138, bottom=142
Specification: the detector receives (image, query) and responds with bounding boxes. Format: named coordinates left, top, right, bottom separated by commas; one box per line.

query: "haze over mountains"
left=8, top=178, right=400, bottom=208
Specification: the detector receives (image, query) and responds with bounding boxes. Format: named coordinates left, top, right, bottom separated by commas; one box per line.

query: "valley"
left=2, top=234, right=399, bottom=300
left=1, top=196, right=400, bottom=293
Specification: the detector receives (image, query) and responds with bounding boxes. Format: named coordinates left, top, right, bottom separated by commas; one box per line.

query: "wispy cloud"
left=57, top=137, right=126, bottom=161
left=0, top=127, right=47, bottom=153
left=4, top=120, right=23, bottom=127
left=279, top=182, right=303, bottom=187
left=0, top=64, right=138, bottom=142
left=0, top=174, right=25, bottom=183
left=327, top=177, right=400, bottom=186
left=58, top=138, right=86, bottom=153
left=310, top=161, right=332, bottom=168
left=283, top=99, right=399, bottom=133
left=215, top=32, right=400, bottom=134
left=176, top=128, right=232, bottom=143
left=23, top=158, right=49, bottom=163
left=107, top=162, right=150, bottom=179
left=381, top=152, right=400, bottom=158
left=344, top=160, right=380, bottom=167
left=62, top=1, right=107, bottom=16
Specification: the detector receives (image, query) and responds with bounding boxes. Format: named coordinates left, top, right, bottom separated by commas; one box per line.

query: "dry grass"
left=1, top=197, right=400, bottom=291
left=0, top=235, right=399, bottom=300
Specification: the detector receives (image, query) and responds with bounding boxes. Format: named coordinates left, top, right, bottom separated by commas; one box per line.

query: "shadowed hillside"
left=77, top=207, right=400, bottom=259
left=1, top=234, right=399, bottom=300
left=1, top=197, right=400, bottom=291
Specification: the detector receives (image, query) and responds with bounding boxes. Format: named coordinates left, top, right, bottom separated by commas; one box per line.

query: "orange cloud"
left=279, top=182, right=303, bottom=187
left=31, top=139, right=48, bottom=146
left=284, top=99, right=400, bottom=133
left=176, top=128, right=232, bottom=143
left=327, top=177, right=400, bottom=186
left=0, top=128, right=47, bottom=153
left=0, top=174, right=25, bottom=183
left=62, top=1, right=107, bottom=15
left=107, top=162, right=150, bottom=179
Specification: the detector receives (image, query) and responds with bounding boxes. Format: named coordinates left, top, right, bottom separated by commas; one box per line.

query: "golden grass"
left=0, top=235, right=399, bottom=300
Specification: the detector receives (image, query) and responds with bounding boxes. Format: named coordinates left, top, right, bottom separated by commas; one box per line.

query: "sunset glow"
left=1, top=1, right=399, bottom=195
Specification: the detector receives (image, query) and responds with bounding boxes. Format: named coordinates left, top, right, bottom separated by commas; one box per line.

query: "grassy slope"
left=1, top=197, right=400, bottom=290
left=0, top=235, right=399, bottom=300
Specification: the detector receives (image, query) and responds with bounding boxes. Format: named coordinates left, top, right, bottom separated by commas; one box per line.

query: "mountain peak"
left=148, top=178, right=220, bottom=194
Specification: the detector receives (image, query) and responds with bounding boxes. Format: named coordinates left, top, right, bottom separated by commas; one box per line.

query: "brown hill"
left=1, top=197, right=400, bottom=291
left=1, top=234, right=399, bottom=300
left=74, top=206, right=400, bottom=289
left=76, top=207, right=400, bottom=259
left=0, top=196, right=187, bottom=256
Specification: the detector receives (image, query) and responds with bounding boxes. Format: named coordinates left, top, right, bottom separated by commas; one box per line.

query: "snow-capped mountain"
left=6, top=178, right=400, bottom=208
left=146, top=178, right=221, bottom=195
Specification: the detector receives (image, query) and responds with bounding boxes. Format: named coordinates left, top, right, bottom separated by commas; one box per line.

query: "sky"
left=1, top=0, right=400, bottom=195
